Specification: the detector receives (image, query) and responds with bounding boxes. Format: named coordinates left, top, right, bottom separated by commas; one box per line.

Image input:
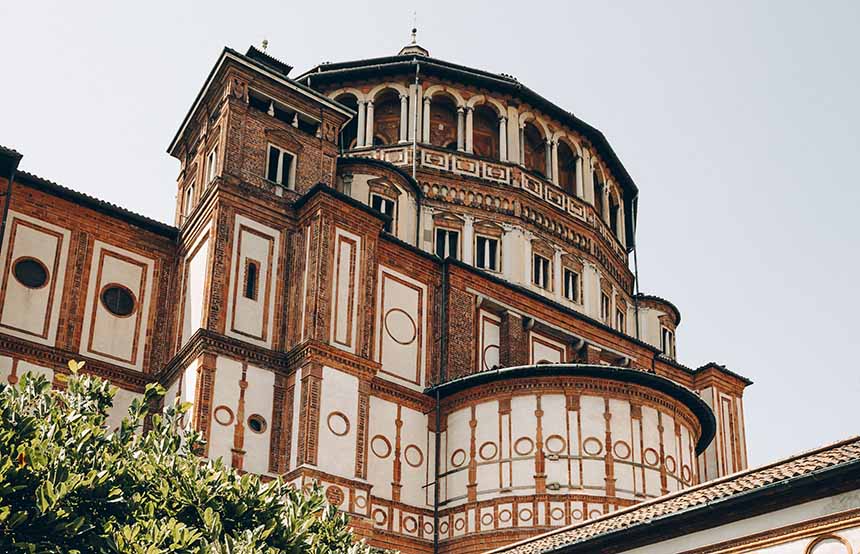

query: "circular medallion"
left=354, top=494, right=367, bottom=509
left=326, top=411, right=350, bottom=436
left=404, top=444, right=424, bottom=467
left=681, top=464, right=692, bottom=483
left=100, top=284, right=137, bottom=317
left=384, top=308, right=417, bottom=345
left=479, top=441, right=498, bottom=461
left=450, top=448, right=467, bottom=467
left=518, top=508, right=532, bottom=522
left=498, top=509, right=512, bottom=523
left=439, top=520, right=449, bottom=534
left=403, top=516, right=418, bottom=533
left=325, top=486, right=344, bottom=507
left=423, top=521, right=434, bottom=535
left=589, top=509, right=603, bottom=519
left=583, top=437, right=603, bottom=456
left=545, top=435, right=566, bottom=454
left=643, top=448, right=660, bottom=466
left=454, top=517, right=466, bottom=531
left=613, top=441, right=632, bottom=460
left=373, top=508, right=387, bottom=525
left=481, top=513, right=494, bottom=526
left=571, top=509, right=583, bottom=520
left=514, top=437, right=535, bottom=456
left=550, top=507, right=565, bottom=521
left=371, top=435, right=392, bottom=459
left=213, top=405, right=234, bottom=426
left=665, top=455, right=677, bottom=474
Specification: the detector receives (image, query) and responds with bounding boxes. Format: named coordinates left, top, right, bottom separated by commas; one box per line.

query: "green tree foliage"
left=0, top=362, right=389, bottom=554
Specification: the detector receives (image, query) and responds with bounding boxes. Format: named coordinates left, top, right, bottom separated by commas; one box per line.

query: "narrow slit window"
left=206, top=145, right=218, bottom=184
left=183, top=180, right=196, bottom=218
left=601, top=292, right=611, bottom=322
left=661, top=327, right=675, bottom=358
left=615, top=308, right=625, bottom=332
left=244, top=260, right=260, bottom=300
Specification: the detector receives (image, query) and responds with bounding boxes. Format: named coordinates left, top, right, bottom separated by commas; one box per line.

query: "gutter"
left=0, top=152, right=21, bottom=255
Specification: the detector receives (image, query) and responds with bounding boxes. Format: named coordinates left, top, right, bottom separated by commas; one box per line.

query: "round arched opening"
left=430, top=94, right=458, bottom=150
left=557, top=141, right=578, bottom=195
left=472, top=105, right=500, bottom=159
left=334, top=93, right=359, bottom=150
left=522, top=122, right=546, bottom=177
left=373, top=89, right=401, bottom=146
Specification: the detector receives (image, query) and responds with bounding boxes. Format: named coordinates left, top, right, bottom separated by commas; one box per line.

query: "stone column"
left=545, top=140, right=553, bottom=180
left=465, top=106, right=474, bottom=153
left=499, top=116, right=508, bottom=161
left=462, top=215, right=475, bottom=265
left=551, top=140, right=559, bottom=185
left=356, top=101, right=367, bottom=147
left=422, top=97, right=431, bottom=143
left=399, top=94, right=408, bottom=143
left=457, top=107, right=465, bottom=151
left=618, top=202, right=627, bottom=246
left=603, top=185, right=610, bottom=223
left=575, top=156, right=584, bottom=197
left=518, top=126, right=525, bottom=165
left=365, top=100, right=375, bottom=147
left=553, top=247, right=563, bottom=299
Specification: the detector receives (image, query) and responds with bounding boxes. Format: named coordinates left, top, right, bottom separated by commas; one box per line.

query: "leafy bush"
left=0, top=361, right=388, bottom=554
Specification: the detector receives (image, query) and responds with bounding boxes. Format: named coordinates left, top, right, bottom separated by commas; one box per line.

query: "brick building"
left=0, top=37, right=780, bottom=553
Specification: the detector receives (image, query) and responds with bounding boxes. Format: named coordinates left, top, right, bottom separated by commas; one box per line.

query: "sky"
left=0, top=0, right=858, bottom=467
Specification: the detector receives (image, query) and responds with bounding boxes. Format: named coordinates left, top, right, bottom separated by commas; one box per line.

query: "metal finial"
left=411, top=27, right=417, bottom=44
left=411, top=10, right=418, bottom=44
left=262, top=39, right=269, bottom=52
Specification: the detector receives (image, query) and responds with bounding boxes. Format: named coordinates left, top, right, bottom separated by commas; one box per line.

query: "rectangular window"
left=435, top=228, right=459, bottom=259
left=600, top=292, right=611, bottom=322
left=266, top=144, right=295, bottom=188
left=615, top=308, right=625, bottom=332
left=206, top=145, right=218, bottom=184
left=661, top=327, right=675, bottom=358
left=370, top=193, right=395, bottom=233
left=475, top=235, right=499, bottom=271
left=563, top=268, right=580, bottom=302
left=183, top=180, right=196, bottom=218
left=532, top=254, right=550, bottom=289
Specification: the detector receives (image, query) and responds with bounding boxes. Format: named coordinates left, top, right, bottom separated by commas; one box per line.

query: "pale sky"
left=1, top=0, right=858, bottom=467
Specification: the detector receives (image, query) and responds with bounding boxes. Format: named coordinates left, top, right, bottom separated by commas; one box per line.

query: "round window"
left=100, top=285, right=136, bottom=317
left=247, top=414, right=267, bottom=434
left=13, top=258, right=49, bottom=289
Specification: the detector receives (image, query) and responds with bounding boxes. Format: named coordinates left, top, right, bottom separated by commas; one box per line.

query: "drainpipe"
left=631, top=194, right=641, bottom=340
left=433, top=260, right=449, bottom=554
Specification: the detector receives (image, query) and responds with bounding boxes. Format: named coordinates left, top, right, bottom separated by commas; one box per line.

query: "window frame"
left=563, top=267, right=581, bottom=303
left=615, top=308, right=625, bottom=332
left=532, top=253, right=551, bottom=290
left=206, top=145, right=219, bottom=185
left=265, top=143, right=297, bottom=189
left=475, top=234, right=500, bottom=272
left=661, top=326, right=676, bottom=358
left=369, top=192, right=396, bottom=234
left=600, top=291, right=611, bottom=323
left=243, top=259, right=261, bottom=301
left=183, top=179, right=196, bottom=218
left=434, top=227, right=460, bottom=260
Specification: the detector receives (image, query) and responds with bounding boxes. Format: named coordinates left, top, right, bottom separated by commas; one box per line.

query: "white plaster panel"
left=510, top=395, right=537, bottom=493
left=445, top=406, right=471, bottom=505
left=478, top=310, right=500, bottom=371
left=330, top=228, right=361, bottom=353
left=376, top=266, right=427, bottom=389
left=317, top=366, right=359, bottom=477
left=367, top=395, right=398, bottom=500
left=107, top=387, right=140, bottom=433
left=530, top=331, right=566, bottom=364
left=225, top=216, right=279, bottom=348
left=80, top=241, right=155, bottom=370
left=398, top=405, right=428, bottom=507
left=0, top=211, right=70, bottom=346
left=242, top=364, right=274, bottom=475
left=209, top=357, right=243, bottom=466
left=182, top=228, right=210, bottom=345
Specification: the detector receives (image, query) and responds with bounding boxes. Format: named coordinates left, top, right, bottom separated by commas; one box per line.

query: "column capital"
left=399, top=93, right=408, bottom=100
left=465, top=105, right=474, bottom=112
left=366, top=99, right=374, bottom=107
left=457, top=106, right=465, bottom=113
left=423, top=96, right=431, bottom=105
left=499, top=115, right=508, bottom=123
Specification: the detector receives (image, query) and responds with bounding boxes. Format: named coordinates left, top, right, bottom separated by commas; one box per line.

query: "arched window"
left=244, top=260, right=259, bottom=300
left=593, top=173, right=604, bottom=219
left=334, top=93, right=359, bottom=150
left=429, top=94, right=458, bottom=150
left=609, top=193, right=620, bottom=237
left=373, top=90, right=400, bottom=146
left=472, top=105, right=500, bottom=159
left=557, top=141, right=578, bottom=195
left=522, top=122, right=546, bottom=177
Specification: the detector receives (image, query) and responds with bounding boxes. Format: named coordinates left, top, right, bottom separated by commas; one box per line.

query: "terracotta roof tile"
left=486, top=436, right=860, bottom=554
